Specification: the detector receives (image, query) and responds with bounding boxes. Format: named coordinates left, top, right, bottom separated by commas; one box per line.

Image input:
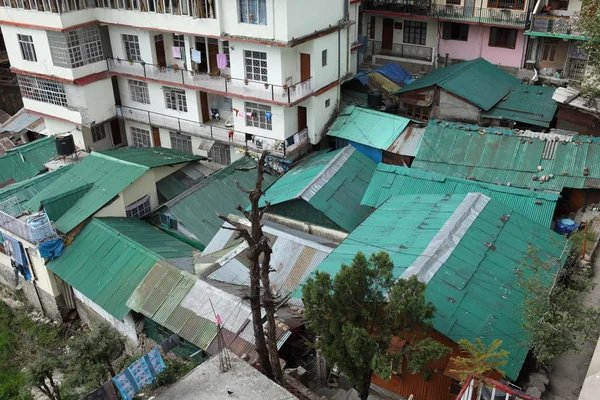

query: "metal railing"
left=362, top=0, right=431, bottom=16
left=107, top=58, right=313, bottom=106
left=457, top=377, right=539, bottom=400
left=116, top=105, right=309, bottom=158
left=531, top=15, right=578, bottom=35
left=367, top=40, right=434, bottom=63
left=432, top=4, right=528, bottom=27
left=0, top=198, right=57, bottom=245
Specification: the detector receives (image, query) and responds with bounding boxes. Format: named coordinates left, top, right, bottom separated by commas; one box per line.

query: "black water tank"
left=367, top=89, right=382, bottom=109
left=55, top=134, right=75, bottom=156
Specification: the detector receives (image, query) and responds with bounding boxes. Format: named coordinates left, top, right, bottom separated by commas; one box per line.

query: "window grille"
left=48, top=26, right=103, bottom=68
left=403, top=21, right=427, bottom=45
left=91, top=124, right=108, bottom=142
left=244, top=51, right=268, bottom=82
left=126, top=195, right=151, bottom=218
left=239, top=0, right=267, bottom=24
left=18, top=34, right=37, bottom=61
left=164, top=87, right=188, bottom=112
left=123, top=34, right=142, bottom=61
left=245, top=102, right=272, bottom=130
left=208, top=142, right=231, bottom=165
left=131, top=126, right=151, bottom=147
left=169, top=131, right=192, bottom=154
left=17, top=75, right=67, bottom=107
left=128, top=79, right=150, bottom=104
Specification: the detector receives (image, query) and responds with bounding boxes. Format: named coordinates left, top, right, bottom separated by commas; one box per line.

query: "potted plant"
left=282, top=84, right=289, bottom=91
left=244, top=78, right=249, bottom=85
left=173, top=64, right=179, bottom=71
left=264, top=83, right=269, bottom=89
left=128, top=58, right=134, bottom=65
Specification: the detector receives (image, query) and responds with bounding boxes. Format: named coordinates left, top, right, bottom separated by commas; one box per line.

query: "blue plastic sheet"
left=39, top=238, right=64, bottom=260
left=355, top=63, right=414, bottom=87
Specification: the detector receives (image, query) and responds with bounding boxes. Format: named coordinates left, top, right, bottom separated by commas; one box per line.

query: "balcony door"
left=300, top=53, right=311, bottom=82
left=382, top=19, right=394, bottom=51
left=152, top=127, right=161, bottom=147
left=298, top=106, right=307, bottom=131
left=154, top=35, right=166, bottom=67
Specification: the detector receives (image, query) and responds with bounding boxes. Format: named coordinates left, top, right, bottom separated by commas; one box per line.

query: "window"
left=128, top=79, right=150, bottom=104
left=542, top=40, right=557, bottom=62
left=123, top=34, right=141, bottom=61
left=164, top=87, right=188, bottom=112
left=442, top=22, right=469, bottom=41
left=18, top=34, right=37, bottom=62
left=556, top=0, right=569, bottom=10
left=368, top=16, right=376, bottom=40
left=487, top=0, right=524, bottom=9
left=169, top=131, right=192, bottom=153
left=400, top=102, right=431, bottom=121
left=325, top=99, right=331, bottom=108
left=403, top=21, right=427, bottom=45
left=245, top=102, right=272, bottom=130
left=126, top=195, right=151, bottom=218
left=239, top=0, right=267, bottom=25
left=244, top=50, right=268, bottom=82
left=47, top=26, right=103, bottom=68
left=446, top=0, right=461, bottom=4
left=172, top=34, right=184, bottom=59
left=130, top=126, right=151, bottom=147
left=17, top=75, right=67, bottom=106
left=222, top=40, right=231, bottom=67
left=322, top=49, right=327, bottom=67
left=209, top=142, right=231, bottom=165
left=91, top=124, right=108, bottom=142
left=489, top=27, right=517, bottom=49
left=159, top=214, right=178, bottom=229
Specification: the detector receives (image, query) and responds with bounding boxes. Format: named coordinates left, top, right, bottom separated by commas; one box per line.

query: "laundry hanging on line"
left=191, top=49, right=201, bottom=63
left=172, top=46, right=181, bottom=59
left=216, top=54, right=228, bottom=69
left=112, top=347, right=166, bottom=400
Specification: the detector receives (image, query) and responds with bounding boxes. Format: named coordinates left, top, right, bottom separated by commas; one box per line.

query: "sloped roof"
left=49, top=218, right=195, bottom=320
left=0, top=136, right=57, bottom=184
left=0, top=109, right=43, bottom=134
left=161, top=156, right=278, bottom=246
left=482, top=85, right=557, bottom=128
left=300, top=193, right=567, bottom=380
left=553, top=86, right=600, bottom=116
left=411, top=120, right=600, bottom=191
left=327, top=106, right=411, bottom=150
left=259, top=146, right=376, bottom=232
left=394, top=58, right=521, bottom=110
left=97, top=147, right=206, bottom=167
left=362, top=164, right=558, bottom=226
left=156, top=174, right=190, bottom=201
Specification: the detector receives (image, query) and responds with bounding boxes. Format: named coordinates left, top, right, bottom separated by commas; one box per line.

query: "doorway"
left=300, top=53, right=311, bottom=82
left=195, top=38, right=208, bottom=73
left=200, top=92, right=210, bottom=123
left=110, top=119, right=122, bottom=146
left=154, top=34, right=166, bottom=67
left=382, top=19, right=394, bottom=51
left=208, top=40, right=219, bottom=75
left=152, top=127, right=161, bottom=147
left=298, top=106, right=307, bottom=131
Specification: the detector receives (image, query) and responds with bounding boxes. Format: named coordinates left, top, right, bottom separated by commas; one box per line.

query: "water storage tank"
left=554, top=218, right=578, bottom=236
left=26, top=213, right=54, bottom=243
left=367, top=89, right=382, bottom=109
left=55, top=134, right=75, bottom=156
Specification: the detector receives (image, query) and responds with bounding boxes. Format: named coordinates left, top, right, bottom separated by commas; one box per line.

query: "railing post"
left=225, top=78, right=228, bottom=93
left=178, top=118, right=182, bottom=132
left=143, top=62, right=146, bottom=77
left=210, top=125, right=213, bottom=139
left=287, top=88, right=291, bottom=104
left=148, top=110, right=151, bottom=125
left=283, top=139, right=286, bottom=157
left=271, top=84, right=274, bottom=101
left=106, top=57, right=110, bottom=72
left=181, top=69, right=184, bottom=85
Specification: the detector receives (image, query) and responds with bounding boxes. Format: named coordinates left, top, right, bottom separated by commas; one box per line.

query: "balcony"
left=362, top=0, right=431, bottom=16
left=433, top=4, right=528, bottom=27
left=0, top=198, right=57, bottom=245
left=116, top=105, right=309, bottom=158
left=107, top=58, right=313, bottom=106
left=367, top=41, right=434, bottom=63
left=530, top=15, right=582, bottom=38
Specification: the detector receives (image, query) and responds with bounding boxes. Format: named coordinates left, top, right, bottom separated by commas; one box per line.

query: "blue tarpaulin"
left=355, top=63, right=415, bottom=87
left=39, top=238, right=64, bottom=260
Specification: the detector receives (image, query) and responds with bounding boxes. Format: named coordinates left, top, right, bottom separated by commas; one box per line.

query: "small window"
left=128, top=79, right=150, bottom=104
left=245, top=101, right=272, bottom=130
left=368, top=16, right=376, bottom=40
left=123, top=34, right=142, bottom=61
left=91, top=124, right=108, bottom=142
left=489, top=27, right=517, bottom=49
left=130, top=126, right=151, bottom=147
left=557, top=0, right=569, bottom=10
left=442, top=22, right=469, bottom=41
left=400, top=102, right=431, bottom=121
left=18, top=34, right=37, bottom=62
left=239, top=0, right=267, bottom=24
left=403, top=21, right=427, bottom=45
left=169, top=131, right=193, bottom=154
left=244, top=50, right=268, bottom=82
left=322, top=49, right=327, bottom=67
left=325, top=99, right=331, bottom=108
left=222, top=40, right=231, bottom=67
left=126, top=195, right=151, bottom=218
left=164, top=87, right=188, bottom=112
left=209, top=142, right=232, bottom=165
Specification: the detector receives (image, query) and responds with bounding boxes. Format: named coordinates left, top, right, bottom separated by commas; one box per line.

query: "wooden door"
left=298, top=106, right=307, bottom=131
left=382, top=19, right=394, bottom=50
left=152, top=127, right=161, bottom=147
left=110, top=119, right=122, bottom=146
left=155, top=37, right=166, bottom=67
left=300, top=53, right=311, bottom=82
left=208, top=43, right=219, bottom=74
left=200, top=92, right=210, bottom=123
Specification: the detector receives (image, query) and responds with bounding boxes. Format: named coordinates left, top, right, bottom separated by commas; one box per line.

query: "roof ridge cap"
left=91, top=151, right=150, bottom=169
left=297, top=147, right=354, bottom=201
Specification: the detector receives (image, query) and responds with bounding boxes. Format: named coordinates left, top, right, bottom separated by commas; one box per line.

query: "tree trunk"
left=358, top=370, right=372, bottom=400
left=39, top=382, right=56, bottom=400
left=105, top=360, right=116, bottom=378
left=48, top=375, right=62, bottom=400
left=260, top=244, right=283, bottom=382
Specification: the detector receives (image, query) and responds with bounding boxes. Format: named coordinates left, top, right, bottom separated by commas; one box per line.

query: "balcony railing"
left=367, top=41, right=434, bottom=63
left=457, top=377, right=539, bottom=400
left=433, top=4, right=528, bottom=27
left=107, top=58, right=313, bottom=106
left=0, top=198, right=57, bottom=245
left=116, top=105, right=309, bottom=158
left=363, top=0, right=431, bottom=16
left=531, top=15, right=579, bottom=36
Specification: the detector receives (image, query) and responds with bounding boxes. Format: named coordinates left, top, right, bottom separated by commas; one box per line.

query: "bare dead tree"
left=217, top=151, right=283, bottom=382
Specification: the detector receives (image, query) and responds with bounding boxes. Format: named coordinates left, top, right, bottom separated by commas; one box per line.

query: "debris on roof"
left=482, top=85, right=557, bottom=128
left=0, top=136, right=57, bottom=185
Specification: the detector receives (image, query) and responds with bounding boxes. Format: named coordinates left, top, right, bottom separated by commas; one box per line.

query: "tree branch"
left=235, top=179, right=252, bottom=194
left=236, top=204, right=251, bottom=220
left=218, top=213, right=253, bottom=245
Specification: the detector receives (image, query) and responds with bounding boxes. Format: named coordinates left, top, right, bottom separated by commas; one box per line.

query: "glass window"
left=123, top=34, right=142, bottom=61
left=164, top=87, right=188, bottom=112
left=542, top=40, right=558, bottom=61
left=131, top=126, right=151, bottom=147
left=245, top=101, right=272, bottom=130
left=239, top=0, right=267, bottom=25
left=222, top=40, right=231, bottom=68
left=128, top=79, right=150, bottom=104
left=208, top=142, right=231, bottom=165
left=18, top=34, right=37, bottom=62
left=172, top=34, right=184, bottom=59
left=126, top=195, right=151, bottom=218
left=48, top=26, right=103, bottom=68
left=489, top=27, right=517, bottom=49
left=91, top=124, right=108, bottom=142
left=17, top=75, right=67, bottom=106
left=442, top=22, right=469, bottom=41
left=244, top=50, right=268, bottom=82
left=169, top=131, right=192, bottom=153
left=487, top=0, right=525, bottom=9
left=322, top=49, right=327, bottom=67
left=403, top=21, right=427, bottom=45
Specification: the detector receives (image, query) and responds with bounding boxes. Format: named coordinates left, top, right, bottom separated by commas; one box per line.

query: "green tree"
left=26, top=354, right=63, bottom=400
left=519, top=246, right=599, bottom=366
left=302, top=251, right=450, bottom=400
left=450, top=338, right=508, bottom=383
left=573, top=0, right=600, bottom=93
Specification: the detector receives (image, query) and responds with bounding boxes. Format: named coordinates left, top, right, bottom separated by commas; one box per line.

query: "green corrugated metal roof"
left=163, top=156, right=278, bottom=246
left=393, top=58, right=521, bottom=111
left=259, top=146, right=376, bottom=232
left=156, top=174, right=190, bottom=201
left=49, top=218, right=194, bottom=320
left=411, top=120, right=600, bottom=191
left=97, top=147, right=206, bottom=167
left=298, top=193, right=568, bottom=380
left=525, top=31, right=587, bottom=40
left=327, top=106, right=410, bottom=150
left=0, top=136, right=57, bottom=183
left=362, top=164, right=558, bottom=226
left=482, top=85, right=557, bottom=128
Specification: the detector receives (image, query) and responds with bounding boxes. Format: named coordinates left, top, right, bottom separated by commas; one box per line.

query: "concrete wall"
left=433, top=89, right=480, bottom=123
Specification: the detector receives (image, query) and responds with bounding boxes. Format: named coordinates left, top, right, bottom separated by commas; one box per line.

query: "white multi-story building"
left=0, top=0, right=360, bottom=164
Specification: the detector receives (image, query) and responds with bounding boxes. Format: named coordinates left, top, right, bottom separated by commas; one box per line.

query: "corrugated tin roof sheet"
left=553, top=86, right=600, bottom=116
left=48, top=218, right=193, bottom=320
left=97, top=147, right=205, bottom=167
left=259, top=146, right=376, bottom=232
left=411, top=120, right=600, bottom=191
left=0, top=108, right=41, bottom=134
left=386, top=124, right=425, bottom=157
left=156, top=174, right=190, bottom=201
left=482, top=85, right=558, bottom=128
left=362, top=164, right=558, bottom=226
left=298, top=193, right=568, bottom=381
left=162, top=156, right=278, bottom=246
left=327, top=106, right=410, bottom=151
left=394, top=58, right=521, bottom=111
left=0, top=136, right=57, bottom=184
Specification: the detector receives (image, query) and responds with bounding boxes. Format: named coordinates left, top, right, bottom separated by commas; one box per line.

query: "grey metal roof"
left=0, top=109, right=43, bottom=134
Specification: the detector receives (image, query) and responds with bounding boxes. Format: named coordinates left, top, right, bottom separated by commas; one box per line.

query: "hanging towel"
left=191, top=49, right=201, bottom=63
left=112, top=372, right=137, bottom=400
left=172, top=46, right=181, bottom=59
left=144, top=348, right=166, bottom=378
left=265, top=112, right=272, bottom=122
left=128, top=357, right=154, bottom=388
left=216, top=54, right=228, bottom=69
left=112, top=356, right=154, bottom=400
left=238, top=112, right=246, bottom=117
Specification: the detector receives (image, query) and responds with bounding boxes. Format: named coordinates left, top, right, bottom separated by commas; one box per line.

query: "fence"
left=457, top=377, right=539, bottom=400
left=432, top=4, right=528, bottom=27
